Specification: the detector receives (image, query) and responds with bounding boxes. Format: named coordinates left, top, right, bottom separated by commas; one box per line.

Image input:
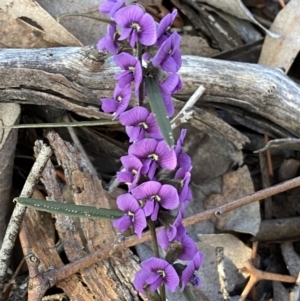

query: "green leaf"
left=145, top=77, right=174, bottom=147
left=15, top=197, right=123, bottom=220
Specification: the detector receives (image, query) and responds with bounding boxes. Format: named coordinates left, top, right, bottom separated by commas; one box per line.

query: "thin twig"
left=0, top=142, right=52, bottom=297
left=238, top=260, right=296, bottom=301
left=171, top=85, right=205, bottom=129
left=28, top=175, right=300, bottom=294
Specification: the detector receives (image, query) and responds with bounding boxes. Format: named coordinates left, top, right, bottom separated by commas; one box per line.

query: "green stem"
left=147, top=219, right=159, bottom=258
left=136, top=41, right=144, bottom=106
left=182, top=286, right=196, bottom=301
left=160, top=284, right=166, bottom=301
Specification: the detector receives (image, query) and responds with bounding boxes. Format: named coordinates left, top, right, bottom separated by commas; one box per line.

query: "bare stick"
left=216, top=247, right=230, bottom=301
left=28, top=175, right=300, bottom=293
left=0, top=142, right=52, bottom=296
left=238, top=260, right=296, bottom=301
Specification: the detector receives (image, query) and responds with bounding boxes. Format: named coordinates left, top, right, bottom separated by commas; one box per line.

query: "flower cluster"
left=98, top=1, right=204, bottom=298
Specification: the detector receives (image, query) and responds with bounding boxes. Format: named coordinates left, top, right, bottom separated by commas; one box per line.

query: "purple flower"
left=114, top=52, right=142, bottom=91
left=114, top=5, right=157, bottom=47
left=158, top=218, right=198, bottom=260
left=159, top=72, right=182, bottom=95
left=99, top=0, right=125, bottom=18
left=117, top=155, right=143, bottom=190
left=157, top=10, right=178, bottom=46
left=101, top=84, right=131, bottom=118
left=152, top=32, right=182, bottom=72
left=97, top=24, right=118, bottom=54
left=119, top=107, right=162, bottom=142
left=181, top=252, right=205, bottom=291
left=113, top=193, right=146, bottom=238
left=134, top=258, right=179, bottom=294
left=175, top=168, right=192, bottom=204
left=131, top=181, right=179, bottom=221
left=128, top=138, right=177, bottom=179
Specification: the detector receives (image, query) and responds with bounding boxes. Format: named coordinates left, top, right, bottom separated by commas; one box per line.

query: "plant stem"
left=148, top=219, right=159, bottom=258
left=183, top=286, right=196, bottom=301
left=136, top=41, right=144, bottom=106
left=160, top=284, right=166, bottom=301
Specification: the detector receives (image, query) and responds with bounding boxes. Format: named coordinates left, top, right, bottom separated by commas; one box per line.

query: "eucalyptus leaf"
left=15, top=197, right=123, bottom=220
left=145, top=77, right=174, bottom=147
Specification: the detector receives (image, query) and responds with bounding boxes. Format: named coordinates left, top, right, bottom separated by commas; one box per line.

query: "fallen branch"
left=0, top=47, right=300, bottom=136
left=0, top=142, right=52, bottom=297
left=26, top=175, right=300, bottom=295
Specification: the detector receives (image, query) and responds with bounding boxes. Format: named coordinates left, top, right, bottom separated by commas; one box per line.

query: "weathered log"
left=1, top=46, right=300, bottom=136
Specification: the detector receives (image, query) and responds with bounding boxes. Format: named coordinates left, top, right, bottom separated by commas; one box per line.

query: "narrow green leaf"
left=15, top=197, right=123, bottom=220
left=145, top=77, right=174, bottom=147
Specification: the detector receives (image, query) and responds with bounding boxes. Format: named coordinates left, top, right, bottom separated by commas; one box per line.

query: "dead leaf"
left=0, top=0, right=82, bottom=46
left=198, top=0, right=279, bottom=38
left=258, top=0, right=300, bottom=72
left=0, top=10, right=60, bottom=48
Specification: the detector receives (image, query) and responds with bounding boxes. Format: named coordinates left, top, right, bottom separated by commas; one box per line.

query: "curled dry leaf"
left=259, top=0, right=300, bottom=72
left=0, top=0, right=82, bottom=46
left=198, top=0, right=279, bottom=38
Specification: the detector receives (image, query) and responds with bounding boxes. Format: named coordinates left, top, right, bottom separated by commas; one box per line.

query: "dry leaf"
left=0, top=10, right=60, bottom=48
left=199, top=0, right=279, bottom=38
left=0, top=103, right=20, bottom=245
left=259, top=0, right=300, bottom=72
left=0, top=0, right=82, bottom=46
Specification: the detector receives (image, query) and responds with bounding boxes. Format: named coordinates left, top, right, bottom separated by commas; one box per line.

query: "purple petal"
left=133, top=209, right=147, bottom=237
left=114, top=5, right=144, bottom=27
left=152, top=37, right=172, bottom=67
left=132, top=181, right=161, bottom=199
left=159, top=184, right=179, bottom=210
left=143, top=199, right=154, bottom=216
left=149, top=276, right=163, bottom=292
left=161, top=93, right=175, bottom=117
left=134, top=60, right=143, bottom=91
left=138, top=13, right=157, bottom=46
left=128, top=138, right=157, bottom=159
left=157, top=10, right=177, bottom=38
left=156, top=141, right=177, bottom=169
left=101, top=99, right=118, bottom=113
left=118, top=27, right=133, bottom=41
left=178, top=235, right=198, bottom=260
left=157, top=228, right=170, bottom=250
left=194, top=251, right=205, bottom=270
left=121, top=154, right=143, bottom=170
left=159, top=72, right=181, bottom=94
left=141, top=257, right=169, bottom=271
left=119, top=106, right=149, bottom=126
left=126, top=126, right=143, bottom=142
left=129, top=29, right=138, bottom=48
left=164, top=264, right=180, bottom=292
left=147, top=161, right=157, bottom=180
left=181, top=261, right=196, bottom=291
left=117, top=171, right=133, bottom=184
left=109, top=0, right=126, bottom=18
left=116, top=193, right=140, bottom=212
left=134, top=270, right=152, bottom=295
left=114, top=52, right=138, bottom=69
left=113, top=215, right=131, bottom=232
left=145, top=114, right=163, bottom=139
left=99, top=0, right=116, bottom=14
left=150, top=202, right=160, bottom=221
left=161, top=56, right=178, bottom=72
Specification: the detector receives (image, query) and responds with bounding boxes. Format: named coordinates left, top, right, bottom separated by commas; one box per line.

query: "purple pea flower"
left=157, top=9, right=178, bottom=46
left=119, top=107, right=162, bottom=142
left=134, top=258, right=179, bottom=294
left=113, top=193, right=146, bottom=238
left=114, top=5, right=157, bottom=47
left=117, top=155, right=143, bottom=190
left=157, top=218, right=198, bottom=260
left=159, top=72, right=182, bottom=95
left=99, top=0, right=125, bottom=18
left=181, top=251, right=205, bottom=291
left=131, top=181, right=179, bottom=221
left=97, top=24, right=118, bottom=54
left=128, top=138, right=177, bottom=179
left=114, top=52, right=142, bottom=91
left=101, top=84, right=131, bottom=119
left=152, top=31, right=182, bottom=72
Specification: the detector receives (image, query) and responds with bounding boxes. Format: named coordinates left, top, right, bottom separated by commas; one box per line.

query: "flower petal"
left=159, top=184, right=179, bottom=210
left=156, top=140, right=177, bottom=169
left=128, top=138, right=157, bottom=159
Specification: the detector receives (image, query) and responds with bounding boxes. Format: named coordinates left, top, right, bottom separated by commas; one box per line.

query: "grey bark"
left=0, top=46, right=299, bottom=136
